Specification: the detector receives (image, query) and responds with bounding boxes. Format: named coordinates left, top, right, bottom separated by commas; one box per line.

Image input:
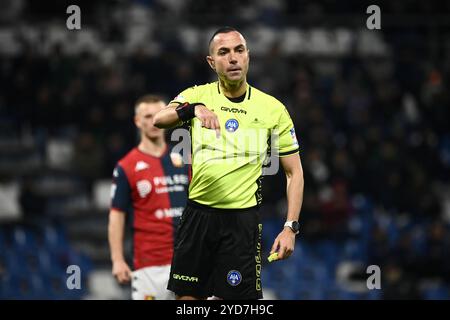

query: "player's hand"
left=112, top=260, right=132, bottom=284
left=194, top=105, right=221, bottom=137
left=270, top=228, right=296, bottom=260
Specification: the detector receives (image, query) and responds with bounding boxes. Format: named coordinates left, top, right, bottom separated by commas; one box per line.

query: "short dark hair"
left=134, top=94, right=165, bottom=114
left=209, top=26, right=238, bottom=46
left=208, top=26, right=241, bottom=53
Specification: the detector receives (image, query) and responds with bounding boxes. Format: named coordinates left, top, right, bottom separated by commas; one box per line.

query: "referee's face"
left=207, top=31, right=249, bottom=84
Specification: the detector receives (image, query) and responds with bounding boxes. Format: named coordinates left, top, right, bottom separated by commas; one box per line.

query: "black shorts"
left=167, top=200, right=263, bottom=300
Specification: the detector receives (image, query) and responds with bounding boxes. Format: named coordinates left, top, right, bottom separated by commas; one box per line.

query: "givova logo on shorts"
left=173, top=274, right=199, bottom=282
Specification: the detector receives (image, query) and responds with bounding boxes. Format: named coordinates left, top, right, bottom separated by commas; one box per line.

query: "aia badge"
left=225, top=119, right=239, bottom=133
left=170, top=152, right=184, bottom=168
left=227, top=270, right=242, bottom=286
left=290, top=128, right=299, bottom=147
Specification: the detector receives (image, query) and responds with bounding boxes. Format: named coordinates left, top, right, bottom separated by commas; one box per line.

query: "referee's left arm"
left=270, top=153, right=304, bottom=260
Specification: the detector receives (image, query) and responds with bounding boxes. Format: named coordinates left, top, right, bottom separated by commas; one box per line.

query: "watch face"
left=292, top=221, right=300, bottom=232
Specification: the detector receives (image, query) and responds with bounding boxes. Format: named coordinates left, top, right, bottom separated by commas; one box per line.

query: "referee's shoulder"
left=184, top=81, right=216, bottom=93
left=250, top=85, right=286, bottom=109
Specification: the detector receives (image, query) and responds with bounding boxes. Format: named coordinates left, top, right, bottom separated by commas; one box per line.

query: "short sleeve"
left=111, top=165, right=132, bottom=213
left=169, top=86, right=198, bottom=105
left=169, top=86, right=200, bottom=128
left=276, top=107, right=300, bottom=157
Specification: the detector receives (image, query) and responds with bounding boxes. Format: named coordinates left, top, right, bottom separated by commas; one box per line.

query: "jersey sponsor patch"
left=154, top=207, right=183, bottom=219
left=135, top=161, right=150, bottom=172
left=290, top=128, right=299, bottom=147
left=136, top=180, right=152, bottom=198
left=153, top=174, right=189, bottom=186
left=225, top=119, right=239, bottom=133
left=227, top=270, right=242, bottom=286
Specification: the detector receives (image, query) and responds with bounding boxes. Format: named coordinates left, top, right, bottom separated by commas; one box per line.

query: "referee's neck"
left=219, top=78, right=247, bottom=98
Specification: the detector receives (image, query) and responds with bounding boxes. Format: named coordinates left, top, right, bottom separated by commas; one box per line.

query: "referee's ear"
left=206, top=55, right=216, bottom=71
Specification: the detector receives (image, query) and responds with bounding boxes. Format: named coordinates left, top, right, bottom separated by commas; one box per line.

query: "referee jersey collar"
left=217, top=81, right=252, bottom=101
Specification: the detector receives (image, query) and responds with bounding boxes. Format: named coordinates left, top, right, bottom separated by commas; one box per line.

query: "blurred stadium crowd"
left=0, top=0, right=449, bottom=299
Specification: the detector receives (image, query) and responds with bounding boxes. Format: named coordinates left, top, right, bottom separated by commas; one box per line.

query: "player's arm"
left=270, top=153, right=304, bottom=260
left=108, top=209, right=132, bottom=284
left=108, top=165, right=132, bottom=284
left=153, top=102, right=221, bottom=135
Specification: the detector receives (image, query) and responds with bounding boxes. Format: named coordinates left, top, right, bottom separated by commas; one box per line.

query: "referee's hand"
left=194, top=105, right=221, bottom=137
left=112, top=260, right=132, bottom=284
left=270, top=228, right=296, bottom=260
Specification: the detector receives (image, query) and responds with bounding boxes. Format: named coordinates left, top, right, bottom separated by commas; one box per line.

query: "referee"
left=154, top=27, right=304, bottom=300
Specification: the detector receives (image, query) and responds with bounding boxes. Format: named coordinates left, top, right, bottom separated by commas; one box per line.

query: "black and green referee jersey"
left=170, top=81, right=299, bottom=209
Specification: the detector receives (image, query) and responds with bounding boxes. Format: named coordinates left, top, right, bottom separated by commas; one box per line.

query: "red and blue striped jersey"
left=111, top=146, right=189, bottom=269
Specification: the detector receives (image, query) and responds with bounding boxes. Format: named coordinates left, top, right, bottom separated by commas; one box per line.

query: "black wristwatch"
left=284, top=221, right=300, bottom=234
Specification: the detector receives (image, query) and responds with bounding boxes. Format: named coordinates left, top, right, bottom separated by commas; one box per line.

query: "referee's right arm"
left=153, top=102, right=221, bottom=135
left=153, top=102, right=184, bottom=128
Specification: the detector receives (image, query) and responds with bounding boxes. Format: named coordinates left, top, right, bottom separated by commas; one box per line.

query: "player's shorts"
left=131, top=265, right=175, bottom=300
left=167, top=200, right=263, bottom=300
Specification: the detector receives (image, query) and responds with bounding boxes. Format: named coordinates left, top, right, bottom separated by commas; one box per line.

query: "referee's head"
left=207, top=26, right=249, bottom=84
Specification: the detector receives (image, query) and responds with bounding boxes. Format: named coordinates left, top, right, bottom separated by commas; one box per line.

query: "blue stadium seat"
left=11, top=226, right=39, bottom=253
left=410, top=227, right=427, bottom=255
left=37, top=249, right=66, bottom=274
left=422, top=285, right=450, bottom=300
left=335, top=289, right=361, bottom=300
left=342, top=239, right=365, bottom=261
left=43, top=273, right=87, bottom=300
left=42, top=224, right=70, bottom=253
left=317, top=240, right=341, bottom=277
left=261, top=268, right=275, bottom=289
left=262, top=218, right=282, bottom=248
left=367, top=289, right=382, bottom=300
left=334, top=288, right=381, bottom=300
left=297, top=263, right=329, bottom=284
left=297, top=287, right=326, bottom=300
left=1, top=273, right=40, bottom=299
left=325, top=287, right=342, bottom=300
left=66, top=251, right=93, bottom=274
left=277, top=288, right=299, bottom=300
left=386, top=221, right=399, bottom=248
left=292, top=242, right=315, bottom=263
left=3, top=251, right=31, bottom=276
left=28, top=274, right=49, bottom=299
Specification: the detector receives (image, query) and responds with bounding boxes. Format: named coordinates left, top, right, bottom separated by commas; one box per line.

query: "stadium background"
left=0, top=0, right=449, bottom=299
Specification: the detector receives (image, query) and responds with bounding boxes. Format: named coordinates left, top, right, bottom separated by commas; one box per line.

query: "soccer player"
left=153, top=27, right=304, bottom=300
left=108, top=95, right=189, bottom=300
